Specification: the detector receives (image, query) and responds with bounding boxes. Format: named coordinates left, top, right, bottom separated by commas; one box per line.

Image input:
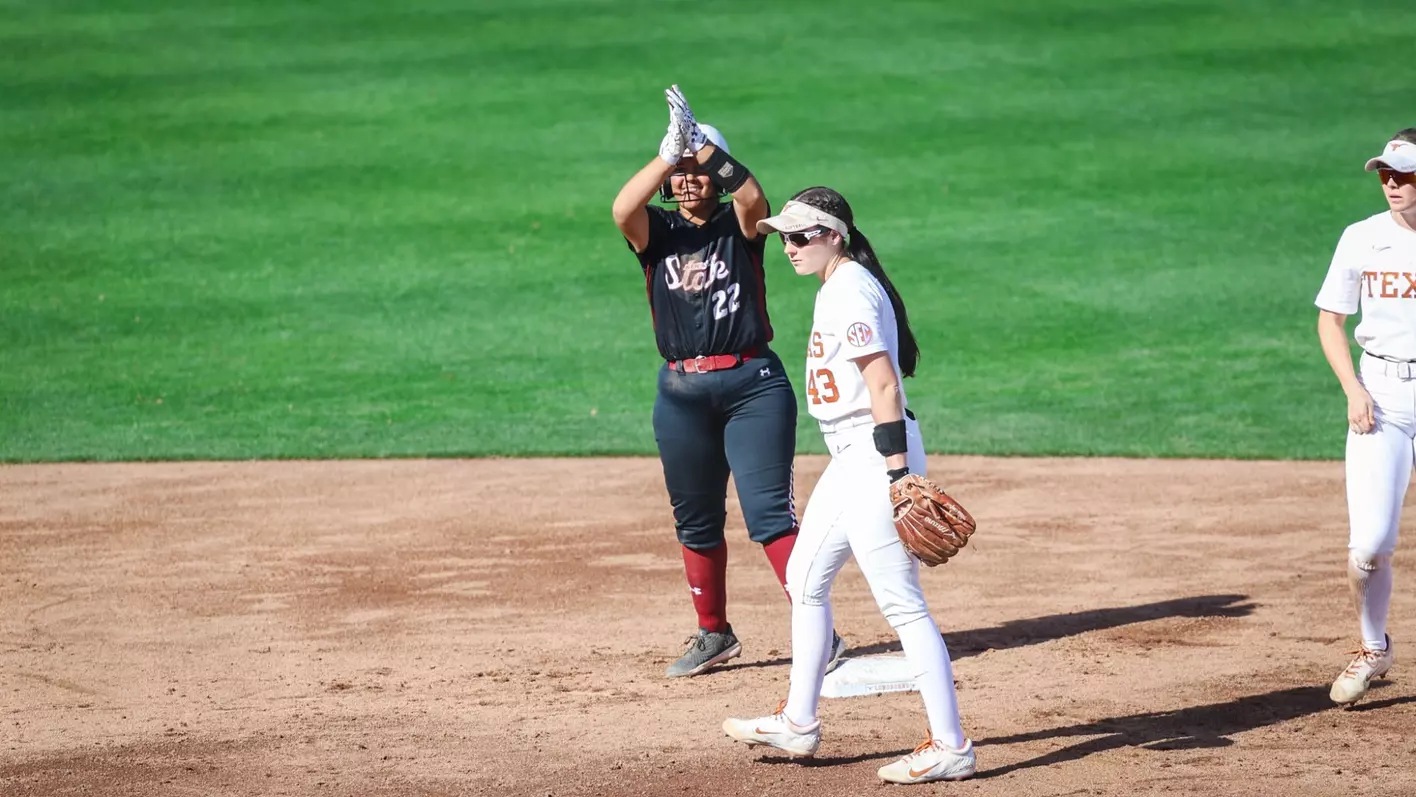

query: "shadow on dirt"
left=721, top=593, right=1255, bottom=672
left=973, top=683, right=1415, bottom=777
left=758, top=747, right=913, bottom=767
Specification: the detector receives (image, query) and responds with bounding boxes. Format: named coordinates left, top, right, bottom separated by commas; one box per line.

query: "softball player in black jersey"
left=611, top=86, right=844, bottom=678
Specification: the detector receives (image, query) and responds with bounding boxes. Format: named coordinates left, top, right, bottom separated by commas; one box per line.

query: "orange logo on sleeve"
left=1361, top=272, right=1416, bottom=299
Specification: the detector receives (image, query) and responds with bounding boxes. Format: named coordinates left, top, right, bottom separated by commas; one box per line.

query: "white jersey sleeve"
left=822, top=277, right=890, bottom=362
left=1315, top=226, right=1363, bottom=316
left=1311, top=212, right=1416, bottom=360
left=806, top=262, right=902, bottom=423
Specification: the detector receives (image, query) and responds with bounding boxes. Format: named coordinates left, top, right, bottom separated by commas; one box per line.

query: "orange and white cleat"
left=877, top=735, right=976, bottom=784
left=722, top=699, right=821, bottom=757
left=1331, top=635, right=1395, bottom=706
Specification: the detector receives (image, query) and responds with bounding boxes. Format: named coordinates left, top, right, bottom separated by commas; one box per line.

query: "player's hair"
left=1393, top=128, right=1416, bottom=145
left=790, top=186, right=920, bottom=378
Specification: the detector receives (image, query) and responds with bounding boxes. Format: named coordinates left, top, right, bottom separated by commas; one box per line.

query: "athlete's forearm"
left=860, top=354, right=908, bottom=471
left=694, top=143, right=768, bottom=237
left=1317, top=310, right=1364, bottom=395
left=866, top=378, right=905, bottom=425
left=612, top=158, right=675, bottom=246
left=730, top=175, right=768, bottom=239
left=613, top=158, right=674, bottom=219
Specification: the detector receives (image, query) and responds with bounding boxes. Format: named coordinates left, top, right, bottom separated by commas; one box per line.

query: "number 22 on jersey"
left=712, top=283, right=740, bottom=320
left=806, top=331, right=839, bottom=405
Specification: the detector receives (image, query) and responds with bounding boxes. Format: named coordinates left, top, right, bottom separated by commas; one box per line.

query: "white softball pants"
left=1348, top=353, right=1416, bottom=556
left=1345, top=353, right=1414, bottom=649
left=782, top=413, right=965, bottom=746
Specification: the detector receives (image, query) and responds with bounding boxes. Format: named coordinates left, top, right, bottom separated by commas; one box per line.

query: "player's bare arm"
left=857, top=350, right=908, bottom=472
left=692, top=142, right=769, bottom=240
left=613, top=117, right=688, bottom=253
left=1316, top=309, right=1375, bottom=433
left=613, top=157, right=677, bottom=253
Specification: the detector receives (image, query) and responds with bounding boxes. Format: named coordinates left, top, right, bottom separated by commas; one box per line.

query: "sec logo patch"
left=846, top=322, right=873, bottom=347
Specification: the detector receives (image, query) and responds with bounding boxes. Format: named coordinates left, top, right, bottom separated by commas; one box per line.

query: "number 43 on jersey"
left=807, top=368, right=839, bottom=405
left=806, top=333, right=838, bottom=404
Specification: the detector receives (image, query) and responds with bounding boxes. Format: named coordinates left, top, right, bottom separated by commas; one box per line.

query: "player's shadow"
left=716, top=593, right=1253, bottom=673
left=973, top=684, right=1416, bottom=778
left=847, top=593, right=1255, bottom=661
left=759, top=747, right=913, bottom=767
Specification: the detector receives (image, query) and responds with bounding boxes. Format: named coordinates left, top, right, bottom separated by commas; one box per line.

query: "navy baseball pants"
left=652, top=349, right=799, bottom=551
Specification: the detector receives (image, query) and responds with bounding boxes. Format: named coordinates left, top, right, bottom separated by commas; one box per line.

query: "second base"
left=820, top=655, right=918, bottom=698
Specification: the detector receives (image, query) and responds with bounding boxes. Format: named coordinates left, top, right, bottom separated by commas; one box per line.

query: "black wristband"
left=702, top=147, right=751, bottom=193
left=887, top=466, right=910, bottom=483
left=873, top=420, right=908, bottom=458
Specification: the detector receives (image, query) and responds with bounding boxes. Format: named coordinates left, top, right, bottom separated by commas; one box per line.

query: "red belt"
left=668, top=348, right=758, bottom=373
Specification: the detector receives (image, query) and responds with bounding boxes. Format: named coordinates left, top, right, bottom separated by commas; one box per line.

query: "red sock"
left=761, top=529, right=798, bottom=598
left=681, top=543, right=728, bottom=633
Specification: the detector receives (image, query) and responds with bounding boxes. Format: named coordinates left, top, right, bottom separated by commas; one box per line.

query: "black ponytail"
left=789, top=186, right=921, bottom=378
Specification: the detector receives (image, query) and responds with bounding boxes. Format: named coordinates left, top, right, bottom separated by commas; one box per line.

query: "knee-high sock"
left=762, top=531, right=797, bottom=596
left=1350, top=551, right=1394, bottom=651
left=682, top=543, right=728, bottom=633
left=895, top=615, right=967, bottom=749
left=784, top=599, right=833, bottom=727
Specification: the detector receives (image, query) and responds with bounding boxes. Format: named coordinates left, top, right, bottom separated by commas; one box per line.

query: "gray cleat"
left=826, top=631, right=847, bottom=674
left=666, top=625, right=742, bottom=678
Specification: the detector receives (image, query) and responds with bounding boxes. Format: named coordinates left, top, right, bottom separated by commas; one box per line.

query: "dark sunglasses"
left=780, top=228, right=828, bottom=247
left=1378, top=168, right=1416, bottom=187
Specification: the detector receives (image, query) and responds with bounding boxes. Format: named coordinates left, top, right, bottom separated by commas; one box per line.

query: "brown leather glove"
left=889, top=473, right=976, bottom=567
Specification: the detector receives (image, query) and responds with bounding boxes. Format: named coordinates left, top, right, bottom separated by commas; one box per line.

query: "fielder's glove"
left=666, top=84, right=709, bottom=153
left=889, top=473, right=976, bottom=567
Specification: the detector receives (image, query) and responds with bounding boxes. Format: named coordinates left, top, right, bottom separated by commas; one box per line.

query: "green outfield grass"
left=3, top=0, right=1412, bottom=461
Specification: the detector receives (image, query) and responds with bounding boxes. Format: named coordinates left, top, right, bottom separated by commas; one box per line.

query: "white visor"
left=1365, top=139, right=1416, bottom=173
left=755, top=200, right=849, bottom=236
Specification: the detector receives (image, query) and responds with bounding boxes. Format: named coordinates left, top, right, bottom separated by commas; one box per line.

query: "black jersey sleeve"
left=629, top=206, right=673, bottom=272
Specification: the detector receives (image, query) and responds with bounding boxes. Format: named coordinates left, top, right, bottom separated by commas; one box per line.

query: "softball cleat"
left=665, top=625, right=741, bottom=678
left=722, top=700, right=821, bottom=757
left=1331, top=635, right=1394, bottom=706
left=878, top=735, right=976, bottom=784
left=826, top=630, right=848, bottom=674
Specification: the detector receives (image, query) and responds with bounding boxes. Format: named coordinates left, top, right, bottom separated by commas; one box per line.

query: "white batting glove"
left=658, top=120, right=687, bottom=166
left=666, top=84, right=709, bottom=153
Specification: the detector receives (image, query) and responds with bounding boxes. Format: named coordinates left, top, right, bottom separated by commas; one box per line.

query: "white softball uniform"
left=803, top=261, right=908, bottom=424
left=782, top=260, right=965, bottom=746
left=1315, top=211, right=1416, bottom=556
left=790, top=260, right=924, bottom=619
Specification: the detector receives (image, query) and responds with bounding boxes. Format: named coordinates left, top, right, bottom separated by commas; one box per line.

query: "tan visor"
left=756, top=201, right=849, bottom=236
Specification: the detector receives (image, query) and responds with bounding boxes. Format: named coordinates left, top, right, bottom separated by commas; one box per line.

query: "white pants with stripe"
left=782, top=412, right=966, bottom=746
left=787, top=414, right=931, bottom=624
left=1348, top=353, right=1416, bottom=557
left=1344, top=353, right=1414, bottom=650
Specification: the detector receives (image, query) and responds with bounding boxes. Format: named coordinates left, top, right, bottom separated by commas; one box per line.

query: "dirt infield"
left=3, top=456, right=1415, bottom=796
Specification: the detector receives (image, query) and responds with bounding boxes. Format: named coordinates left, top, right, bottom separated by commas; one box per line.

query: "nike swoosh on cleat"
left=908, top=765, right=937, bottom=779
